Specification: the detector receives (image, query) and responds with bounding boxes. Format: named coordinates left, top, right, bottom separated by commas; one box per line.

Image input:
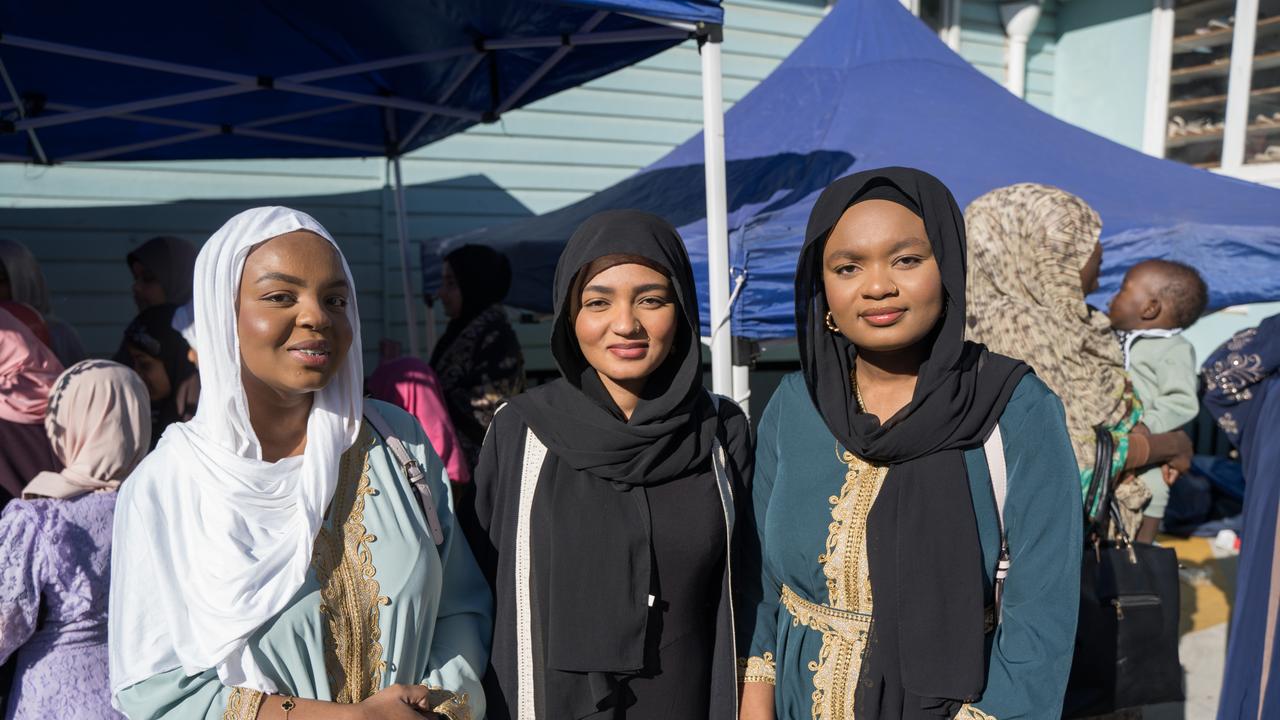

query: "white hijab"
left=109, top=207, right=364, bottom=697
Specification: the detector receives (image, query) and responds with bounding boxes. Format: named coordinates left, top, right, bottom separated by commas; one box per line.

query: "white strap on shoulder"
left=983, top=423, right=1010, bottom=624
left=515, top=427, right=548, bottom=720
left=364, top=401, right=444, bottom=546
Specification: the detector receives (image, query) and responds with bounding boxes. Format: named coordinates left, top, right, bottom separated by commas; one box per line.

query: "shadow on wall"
left=0, top=174, right=534, bottom=361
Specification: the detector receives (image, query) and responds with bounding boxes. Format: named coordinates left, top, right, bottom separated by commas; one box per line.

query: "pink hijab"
left=367, top=356, right=471, bottom=484
left=24, top=360, right=152, bottom=499
left=0, top=307, right=63, bottom=424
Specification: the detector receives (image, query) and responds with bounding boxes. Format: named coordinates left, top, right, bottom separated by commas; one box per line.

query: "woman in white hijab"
left=107, top=207, right=491, bottom=720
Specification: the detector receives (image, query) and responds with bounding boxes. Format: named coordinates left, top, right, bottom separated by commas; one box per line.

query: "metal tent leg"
left=700, top=30, right=734, bottom=401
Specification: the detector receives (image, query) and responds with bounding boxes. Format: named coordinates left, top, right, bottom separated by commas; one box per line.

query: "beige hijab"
left=965, top=183, right=1129, bottom=471
left=24, top=360, right=151, bottom=499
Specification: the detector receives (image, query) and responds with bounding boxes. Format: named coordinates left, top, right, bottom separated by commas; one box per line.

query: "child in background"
left=1108, top=259, right=1208, bottom=543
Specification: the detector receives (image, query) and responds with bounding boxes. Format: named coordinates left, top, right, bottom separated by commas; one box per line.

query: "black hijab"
left=509, top=210, right=718, bottom=680
left=430, top=244, right=512, bottom=365
left=795, top=168, right=1029, bottom=718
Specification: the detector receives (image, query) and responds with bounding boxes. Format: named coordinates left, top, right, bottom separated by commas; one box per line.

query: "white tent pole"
left=391, top=156, right=421, bottom=358
left=700, top=30, right=733, bottom=400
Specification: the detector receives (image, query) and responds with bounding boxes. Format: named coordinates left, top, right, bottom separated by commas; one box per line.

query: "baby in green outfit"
left=1108, top=259, right=1208, bottom=543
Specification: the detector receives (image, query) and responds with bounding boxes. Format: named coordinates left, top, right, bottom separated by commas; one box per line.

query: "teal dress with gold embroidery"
left=741, top=374, right=1082, bottom=720
left=113, top=401, right=492, bottom=720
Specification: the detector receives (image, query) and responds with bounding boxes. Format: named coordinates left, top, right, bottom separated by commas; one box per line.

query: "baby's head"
left=1108, top=259, right=1207, bottom=332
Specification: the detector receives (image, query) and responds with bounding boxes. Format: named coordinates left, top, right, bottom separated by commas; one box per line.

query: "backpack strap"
left=515, top=426, right=548, bottom=720
left=363, top=401, right=445, bottom=547
left=983, top=423, right=1010, bottom=626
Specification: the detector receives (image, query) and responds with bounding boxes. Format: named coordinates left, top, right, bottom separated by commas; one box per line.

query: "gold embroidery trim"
left=221, top=687, right=264, bottom=720
left=312, top=425, right=389, bottom=703
left=421, top=685, right=473, bottom=720
left=802, top=449, right=886, bottom=720
left=954, top=703, right=997, bottom=720
left=739, top=652, right=776, bottom=685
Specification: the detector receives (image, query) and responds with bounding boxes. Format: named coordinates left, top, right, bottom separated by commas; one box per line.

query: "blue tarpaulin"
left=436, top=0, right=1280, bottom=340
left=0, top=0, right=721, bottom=162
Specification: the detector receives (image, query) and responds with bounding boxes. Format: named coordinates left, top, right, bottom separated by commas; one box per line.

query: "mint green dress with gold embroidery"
left=113, top=401, right=492, bottom=720
left=741, top=374, right=1082, bottom=720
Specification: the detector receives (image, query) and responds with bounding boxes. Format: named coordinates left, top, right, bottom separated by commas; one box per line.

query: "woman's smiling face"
left=236, top=231, right=353, bottom=399
left=822, top=199, right=944, bottom=353
left=573, top=262, right=679, bottom=389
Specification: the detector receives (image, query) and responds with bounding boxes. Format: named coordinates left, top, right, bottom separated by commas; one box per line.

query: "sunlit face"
left=1080, top=241, right=1103, bottom=296
left=573, top=263, right=679, bottom=388
left=822, top=199, right=944, bottom=353
left=438, top=262, right=462, bottom=319
left=236, top=231, right=353, bottom=400
left=130, top=260, right=166, bottom=310
left=1107, top=261, right=1161, bottom=331
left=127, top=343, right=171, bottom=402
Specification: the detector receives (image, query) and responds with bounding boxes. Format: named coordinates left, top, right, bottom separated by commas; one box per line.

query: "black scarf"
left=795, top=168, right=1029, bottom=718
left=430, top=244, right=512, bottom=366
left=509, top=210, right=718, bottom=679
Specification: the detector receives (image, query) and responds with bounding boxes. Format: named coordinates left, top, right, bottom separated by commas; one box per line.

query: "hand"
left=174, top=373, right=201, bottom=421
left=1161, top=464, right=1180, bottom=487
left=739, top=682, right=776, bottom=720
left=1166, top=431, right=1193, bottom=474
left=352, top=684, right=438, bottom=720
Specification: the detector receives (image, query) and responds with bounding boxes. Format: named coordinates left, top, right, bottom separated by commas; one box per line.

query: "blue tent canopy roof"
left=436, top=0, right=1280, bottom=340
left=0, top=0, right=721, bottom=163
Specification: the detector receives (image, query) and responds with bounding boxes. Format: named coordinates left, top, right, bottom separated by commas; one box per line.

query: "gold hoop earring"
left=825, top=310, right=840, bottom=333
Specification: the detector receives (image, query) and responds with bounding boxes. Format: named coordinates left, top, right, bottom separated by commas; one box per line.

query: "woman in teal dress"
left=108, top=207, right=491, bottom=720
left=738, top=169, right=1082, bottom=720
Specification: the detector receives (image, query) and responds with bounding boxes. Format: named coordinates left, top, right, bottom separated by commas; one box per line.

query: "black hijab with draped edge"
left=430, top=244, right=512, bottom=365
left=795, top=168, right=1030, bottom=718
left=508, top=210, right=719, bottom=688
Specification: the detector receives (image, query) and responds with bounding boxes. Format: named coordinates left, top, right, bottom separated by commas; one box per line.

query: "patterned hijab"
left=965, top=183, right=1128, bottom=471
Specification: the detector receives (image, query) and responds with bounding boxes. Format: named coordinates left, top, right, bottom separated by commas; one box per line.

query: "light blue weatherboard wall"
left=0, top=0, right=1060, bottom=370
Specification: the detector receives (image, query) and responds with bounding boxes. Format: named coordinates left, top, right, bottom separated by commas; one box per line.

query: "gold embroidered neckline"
left=312, top=425, right=388, bottom=703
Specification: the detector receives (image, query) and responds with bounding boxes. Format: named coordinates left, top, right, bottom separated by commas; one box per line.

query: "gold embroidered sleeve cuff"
left=222, top=687, right=264, bottom=720
left=421, top=685, right=473, bottom=720
left=954, top=703, right=997, bottom=720
left=738, top=652, right=776, bottom=685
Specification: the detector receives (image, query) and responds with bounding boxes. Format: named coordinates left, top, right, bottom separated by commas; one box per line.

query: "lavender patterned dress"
left=0, top=492, right=123, bottom=719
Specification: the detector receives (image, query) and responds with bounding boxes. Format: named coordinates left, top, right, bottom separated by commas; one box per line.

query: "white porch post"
left=700, top=30, right=733, bottom=400
left=1142, top=0, right=1175, bottom=157
left=1222, top=0, right=1260, bottom=170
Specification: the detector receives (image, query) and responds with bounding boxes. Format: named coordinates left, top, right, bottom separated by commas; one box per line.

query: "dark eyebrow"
left=634, top=283, right=671, bottom=294
left=828, top=237, right=929, bottom=262
left=583, top=284, right=615, bottom=295
left=256, top=271, right=305, bottom=286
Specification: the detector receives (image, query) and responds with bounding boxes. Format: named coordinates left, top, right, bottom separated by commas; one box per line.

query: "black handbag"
left=1062, top=427, right=1184, bottom=718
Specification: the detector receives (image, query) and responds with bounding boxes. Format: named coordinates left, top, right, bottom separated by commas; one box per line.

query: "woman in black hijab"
left=471, top=210, right=753, bottom=720
left=431, top=244, right=527, bottom=468
left=739, top=168, right=1082, bottom=720
left=115, top=303, right=196, bottom=447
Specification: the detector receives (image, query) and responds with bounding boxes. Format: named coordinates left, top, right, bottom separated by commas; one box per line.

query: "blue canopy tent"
left=0, top=0, right=726, bottom=355
left=437, top=0, right=1280, bottom=380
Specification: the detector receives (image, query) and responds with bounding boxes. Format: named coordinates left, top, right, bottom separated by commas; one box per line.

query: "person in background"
left=431, top=244, right=526, bottom=469
left=1203, top=315, right=1280, bottom=719
left=740, top=169, right=1080, bottom=720
left=965, top=183, right=1193, bottom=536
left=115, top=304, right=197, bottom=447
left=109, top=206, right=490, bottom=720
left=1107, top=259, right=1208, bottom=543
left=0, top=239, right=86, bottom=366
left=0, top=301, right=53, bottom=350
left=0, top=360, right=150, bottom=720
left=367, top=356, right=471, bottom=486
left=126, top=235, right=198, bottom=311
left=170, top=299, right=202, bottom=419
left=0, top=308, right=62, bottom=507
